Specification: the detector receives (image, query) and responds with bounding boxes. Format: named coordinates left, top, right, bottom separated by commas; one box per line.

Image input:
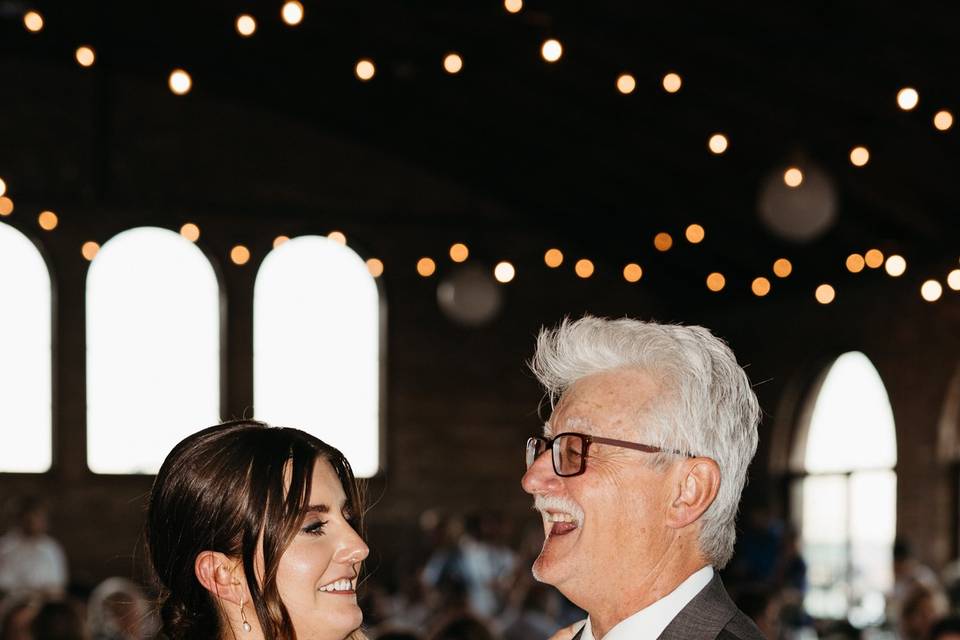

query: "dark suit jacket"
left=571, top=574, right=765, bottom=640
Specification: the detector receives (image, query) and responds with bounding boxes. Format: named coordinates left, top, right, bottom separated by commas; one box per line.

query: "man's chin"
left=531, top=530, right=579, bottom=585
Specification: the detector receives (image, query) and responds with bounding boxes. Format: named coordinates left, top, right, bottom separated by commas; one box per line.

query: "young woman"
left=147, top=420, right=369, bottom=640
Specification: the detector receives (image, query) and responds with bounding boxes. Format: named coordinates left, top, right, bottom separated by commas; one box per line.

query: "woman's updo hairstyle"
left=147, top=420, right=365, bottom=640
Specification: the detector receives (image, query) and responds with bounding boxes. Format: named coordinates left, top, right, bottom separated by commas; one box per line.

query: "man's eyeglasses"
left=524, top=432, right=690, bottom=477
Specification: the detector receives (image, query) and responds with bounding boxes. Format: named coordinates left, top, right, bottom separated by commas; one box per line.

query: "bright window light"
left=254, top=236, right=381, bottom=477
left=805, top=352, right=896, bottom=472
left=86, top=227, right=220, bottom=474
left=0, top=222, right=51, bottom=472
left=798, top=351, right=896, bottom=623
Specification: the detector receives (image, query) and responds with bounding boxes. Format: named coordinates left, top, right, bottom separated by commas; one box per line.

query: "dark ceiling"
left=2, top=0, right=959, bottom=295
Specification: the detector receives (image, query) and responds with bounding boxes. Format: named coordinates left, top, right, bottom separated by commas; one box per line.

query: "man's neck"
left=586, top=558, right=710, bottom=639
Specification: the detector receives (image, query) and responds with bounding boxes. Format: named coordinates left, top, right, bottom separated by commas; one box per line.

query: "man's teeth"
left=545, top=512, right=578, bottom=524
left=319, top=579, right=353, bottom=592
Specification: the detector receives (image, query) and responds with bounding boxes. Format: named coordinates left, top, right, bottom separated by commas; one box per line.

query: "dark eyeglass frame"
left=525, top=431, right=692, bottom=477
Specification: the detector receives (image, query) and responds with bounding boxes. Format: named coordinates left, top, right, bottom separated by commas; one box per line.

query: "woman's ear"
left=666, top=457, right=721, bottom=530
left=194, top=550, right=246, bottom=606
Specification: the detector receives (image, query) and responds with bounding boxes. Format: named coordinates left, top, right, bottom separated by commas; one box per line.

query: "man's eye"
left=302, top=520, right=328, bottom=536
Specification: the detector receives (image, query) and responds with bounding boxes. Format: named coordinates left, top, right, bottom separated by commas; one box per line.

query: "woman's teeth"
left=318, top=579, right=353, bottom=592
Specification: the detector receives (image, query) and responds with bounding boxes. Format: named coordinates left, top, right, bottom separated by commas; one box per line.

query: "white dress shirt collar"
left=578, top=565, right=714, bottom=640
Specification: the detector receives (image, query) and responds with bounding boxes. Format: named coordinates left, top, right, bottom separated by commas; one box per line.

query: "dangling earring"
left=239, top=594, right=252, bottom=633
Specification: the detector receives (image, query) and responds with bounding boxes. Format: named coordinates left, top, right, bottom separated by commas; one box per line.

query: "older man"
left=522, top=316, right=763, bottom=640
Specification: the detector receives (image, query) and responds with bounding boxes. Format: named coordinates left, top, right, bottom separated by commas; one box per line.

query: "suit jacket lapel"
left=657, top=574, right=736, bottom=640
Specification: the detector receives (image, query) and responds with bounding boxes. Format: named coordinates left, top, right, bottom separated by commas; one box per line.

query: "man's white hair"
left=529, top=315, right=760, bottom=568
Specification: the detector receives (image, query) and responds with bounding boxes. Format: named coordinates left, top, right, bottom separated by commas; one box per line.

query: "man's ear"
left=195, top=550, right=246, bottom=606
left=666, top=457, right=721, bottom=530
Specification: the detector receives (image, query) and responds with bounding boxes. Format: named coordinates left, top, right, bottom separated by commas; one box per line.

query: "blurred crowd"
left=5, top=495, right=960, bottom=640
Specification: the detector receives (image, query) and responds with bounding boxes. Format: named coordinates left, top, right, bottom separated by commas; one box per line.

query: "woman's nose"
left=334, top=528, right=370, bottom=565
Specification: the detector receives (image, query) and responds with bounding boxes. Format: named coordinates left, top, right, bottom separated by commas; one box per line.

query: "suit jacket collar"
left=657, top=574, right=737, bottom=640
left=569, top=574, right=734, bottom=640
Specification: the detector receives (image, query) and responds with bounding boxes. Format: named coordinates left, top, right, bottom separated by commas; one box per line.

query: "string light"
left=541, top=39, right=563, bottom=63
left=328, top=231, right=347, bottom=245
left=623, top=263, right=643, bottom=283
left=751, top=277, right=771, bottom=297
left=273, top=236, right=290, bottom=248
left=38, top=211, right=58, bottom=231
left=850, top=146, right=870, bottom=167
left=417, top=257, right=436, bottom=277
left=708, top=133, right=728, bottom=155
left=23, top=11, right=43, bottom=32
left=773, top=258, right=792, bottom=278
left=81, top=242, right=100, bottom=261
left=706, top=272, right=726, bottom=292
left=169, top=69, right=192, bottom=96
left=75, top=46, right=96, bottom=67
left=180, top=223, right=200, bottom=242
left=236, top=14, right=257, bottom=37
left=884, top=255, right=907, bottom=277
left=653, top=232, right=673, bottom=252
left=443, top=53, right=463, bottom=74
left=494, top=261, right=516, bottom=283
left=815, top=284, right=835, bottom=304
left=864, top=249, right=884, bottom=269
left=574, top=259, right=594, bottom=278
left=367, top=258, right=384, bottom=278
left=921, top=279, right=942, bottom=302
left=0, top=177, right=6, bottom=197
left=897, top=87, right=919, bottom=111
left=616, top=74, right=636, bottom=95
left=846, top=253, right=865, bottom=273
left=281, top=1, right=304, bottom=26
left=947, top=269, right=960, bottom=291
left=783, top=167, right=803, bottom=188
left=934, top=110, right=954, bottom=131
left=504, top=0, right=523, bottom=13
left=662, top=73, right=682, bottom=93
left=685, top=224, right=705, bottom=244
left=449, top=243, right=469, bottom=263
left=230, top=245, right=251, bottom=265
left=355, top=59, right=376, bottom=81
left=0, top=197, right=12, bottom=216
left=544, top=249, right=564, bottom=268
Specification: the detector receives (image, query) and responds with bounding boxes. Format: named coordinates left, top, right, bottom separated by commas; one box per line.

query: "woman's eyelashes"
left=301, top=519, right=328, bottom=536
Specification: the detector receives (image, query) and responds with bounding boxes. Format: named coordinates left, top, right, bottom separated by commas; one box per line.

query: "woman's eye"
left=302, top=520, right=328, bottom=536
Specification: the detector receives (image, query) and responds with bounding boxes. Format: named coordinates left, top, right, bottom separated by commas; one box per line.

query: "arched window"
left=0, top=222, right=52, bottom=472
left=254, top=236, right=381, bottom=477
left=86, top=227, right=220, bottom=474
left=793, top=352, right=897, bottom=625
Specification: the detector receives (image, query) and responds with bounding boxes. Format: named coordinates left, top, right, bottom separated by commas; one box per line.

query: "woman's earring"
left=240, top=594, right=252, bottom=633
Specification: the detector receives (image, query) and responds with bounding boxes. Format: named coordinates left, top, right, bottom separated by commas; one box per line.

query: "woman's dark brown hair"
left=146, top=419, right=365, bottom=640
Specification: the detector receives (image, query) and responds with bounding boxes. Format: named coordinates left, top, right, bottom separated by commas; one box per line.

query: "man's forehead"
left=543, top=369, right=661, bottom=436
left=543, top=414, right=595, bottom=437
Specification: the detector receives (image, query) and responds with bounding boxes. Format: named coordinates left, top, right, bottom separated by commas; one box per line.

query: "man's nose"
left=521, top=447, right=562, bottom=495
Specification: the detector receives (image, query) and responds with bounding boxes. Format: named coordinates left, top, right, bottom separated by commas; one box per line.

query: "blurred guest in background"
left=897, top=583, right=947, bottom=640
left=29, top=599, right=85, bottom=640
left=0, top=497, right=68, bottom=598
left=0, top=596, right=38, bottom=640
left=930, top=615, right=960, bottom=640
left=86, top=577, right=157, bottom=640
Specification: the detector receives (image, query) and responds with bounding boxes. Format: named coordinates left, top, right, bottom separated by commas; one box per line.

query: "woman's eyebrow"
left=304, top=504, right=330, bottom=514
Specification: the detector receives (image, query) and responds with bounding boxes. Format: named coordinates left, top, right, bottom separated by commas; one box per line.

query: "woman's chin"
left=297, top=607, right=363, bottom=639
